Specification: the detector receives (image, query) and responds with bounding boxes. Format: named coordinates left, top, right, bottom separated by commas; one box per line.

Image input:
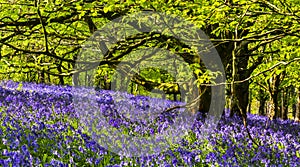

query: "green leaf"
left=42, top=154, right=48, bottom=163
left=103, top=5, right=114, bottom=13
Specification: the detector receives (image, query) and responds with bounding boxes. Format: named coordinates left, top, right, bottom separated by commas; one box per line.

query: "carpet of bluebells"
left=0, top=80, right=299, bottom=166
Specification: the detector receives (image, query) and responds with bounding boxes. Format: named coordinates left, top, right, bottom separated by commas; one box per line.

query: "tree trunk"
left=248, top=90, right=252, bottom=113
left=39, top=70, right=45, bottom=83
left=281, top=88, right=288, bottom=120
left=259, top=99, right=266, bottom=116
left=57, top=62, right=64, bottom=85
left=271, top=89, right=279, bottom=119
left=296, top=88, right=300, bottom=122
left=230, top=81, right=250, bottom=117
left=72, top=53, right=79, bottom=86
left=293, top=103, right=297, bottom=120
left=73, top=74, right=79, bottom=86
left=204, top=23, right=261, bottom=118
left=229, top=45, right=251, bottom=118
left=198, top=85, right=211, bottom=113
left=258, top=88, right=268, bottom=116
left=104, top=74, right=111, bottom=90
left=269, top=73, right=281, bottom=120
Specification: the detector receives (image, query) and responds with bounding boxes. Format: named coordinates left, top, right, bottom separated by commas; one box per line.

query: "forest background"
left=1, top=0, right=300, bottom=121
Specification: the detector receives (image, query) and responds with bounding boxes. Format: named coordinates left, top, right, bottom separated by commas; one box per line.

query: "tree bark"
left=293, top=103, right=297, bottom=120
left=271, top=89, right=279, bottom=119
left=292, top=86, right=297, bottom=120
left=268, top=73, right=282, bottom=120
left=229, top=42, right=251, bottom=118
left=198, top=86, right=211, bottom=113
left=39, top=70, right=45, bottom=83
left=281, top=88, right=288, bottom=120
left=57, top=61, right=64, bottom=85
left=296, top=88, right=300, bottom=122
left=248, top=90, right=251, bottom=113
left=258, top=88, right=268, bottom=116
